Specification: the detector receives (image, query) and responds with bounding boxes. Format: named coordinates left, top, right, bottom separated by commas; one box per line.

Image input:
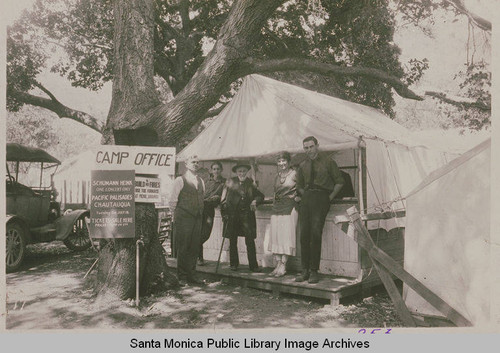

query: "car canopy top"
left=6, top=143, right=61, bottom=164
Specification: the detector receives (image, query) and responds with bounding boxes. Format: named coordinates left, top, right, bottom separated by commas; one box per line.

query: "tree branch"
left=9, top=88, right=104, bottom=133
left=204, top=102, right=228, bottom=118
left=240, top=57, right=424, bottom=101
left=424, top=91, right=490, bottom=112
left=178, top=0, right=191, bottom=35
left=33, top=82, right=59, bottom=102
left=443, top=0, right=491, bottom=32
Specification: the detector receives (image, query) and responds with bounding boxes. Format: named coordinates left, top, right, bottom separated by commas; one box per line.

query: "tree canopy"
left=7, top=0, right=491, bottom=143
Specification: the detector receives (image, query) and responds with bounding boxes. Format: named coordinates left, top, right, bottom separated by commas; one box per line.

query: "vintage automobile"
left=6, top=143, right=91, bottom=272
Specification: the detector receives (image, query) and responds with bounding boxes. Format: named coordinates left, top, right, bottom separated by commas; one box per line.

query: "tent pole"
left=251, top=158, right=259, bottom=186
left=40, top=162, right=44, bottom=188
left=358, top=138, right=367, bottom=215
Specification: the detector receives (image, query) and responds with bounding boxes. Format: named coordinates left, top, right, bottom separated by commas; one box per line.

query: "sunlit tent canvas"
left=179, top=74, right=457, bottom=230
left=403, top=139, right=491, bottom=326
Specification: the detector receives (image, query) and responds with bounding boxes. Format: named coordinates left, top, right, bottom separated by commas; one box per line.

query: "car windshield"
left=6, top=162, right=58, bottom=189
left=6, top=144, right=60, bottom=189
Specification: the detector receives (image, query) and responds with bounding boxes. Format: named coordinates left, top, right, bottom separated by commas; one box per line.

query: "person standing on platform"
left=198, top=161, right=226, bottom=266
left=221, top=161, right=264, bottom=272
left=170, top=155, right=205, bottom=286
left=295, top=136, right=344, bottom=284
left=266, top=151, right=298, bottom=277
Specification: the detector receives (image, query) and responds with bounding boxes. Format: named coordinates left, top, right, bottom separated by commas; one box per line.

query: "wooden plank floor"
left=165, top=258, right=362, bottom=306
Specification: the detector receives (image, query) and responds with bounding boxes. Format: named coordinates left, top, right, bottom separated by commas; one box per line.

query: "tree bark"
left=443, top=0, right=491, bottom=32
left=105, top=0, right=161, bottom=142
left=240, top=57, right=423, bottom=101
left=96, top=0, right=177, bottom=301
left=95, top=204, right=178, bottom=300
left=8, top=88, right=104, bottom=133
left=425, top=91, right=490, bottom=112
left=147, top=0, right=286, bottom=147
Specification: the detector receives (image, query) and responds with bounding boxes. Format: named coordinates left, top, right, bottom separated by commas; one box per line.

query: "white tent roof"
left=178, top=74, right=460, bottom=231
left=178, top=74, right=423, bottom=161
left=403, top=139, right=491, bottom=326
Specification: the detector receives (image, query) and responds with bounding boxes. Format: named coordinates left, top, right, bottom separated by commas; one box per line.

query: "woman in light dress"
left=268, top=151, right=298, bottom=277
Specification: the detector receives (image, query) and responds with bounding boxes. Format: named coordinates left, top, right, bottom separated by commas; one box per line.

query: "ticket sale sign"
left=93, top=146, right=175, bottom=175
left=89, top=170, right=136, bottom=239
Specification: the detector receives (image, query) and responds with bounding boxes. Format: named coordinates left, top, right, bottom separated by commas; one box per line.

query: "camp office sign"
left=94, top=145, right=175, bottom=175
left=90, top=146, right=175, bottom=238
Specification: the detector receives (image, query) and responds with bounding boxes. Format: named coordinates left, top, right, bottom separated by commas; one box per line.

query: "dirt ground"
left=5, top=242, right=403, bottom=330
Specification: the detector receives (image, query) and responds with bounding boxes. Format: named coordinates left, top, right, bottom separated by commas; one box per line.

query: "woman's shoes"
left=275, top=261, right=286, bottom=277
left=270, top=264, right=280, bottom=276
left=270, top=261, right=286, bottom=277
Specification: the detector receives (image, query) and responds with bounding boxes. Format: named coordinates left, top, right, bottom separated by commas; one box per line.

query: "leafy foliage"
left=255, top=0, right=414, bottom=117
left=442, top=62, right=491, bottom=130
left=6, top=105, right=101, bottom=161
left=6, top=0, right=490, bottom=129
left=6, top=26, right=47, bottom=111
left=7, top=0, right=417, bottom=118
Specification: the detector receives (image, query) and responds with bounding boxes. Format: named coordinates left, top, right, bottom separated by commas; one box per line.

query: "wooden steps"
left=166, top=258, right=365, bottom=306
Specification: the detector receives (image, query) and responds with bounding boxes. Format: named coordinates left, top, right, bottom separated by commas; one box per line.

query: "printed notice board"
left=135, top=176, right=161, bottom=203
left=90, top=170, right=135, bottom=238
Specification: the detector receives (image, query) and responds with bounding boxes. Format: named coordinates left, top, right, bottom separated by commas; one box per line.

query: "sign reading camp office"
left=94, top=145, right=175, bottom=174
left=90, top=170, right=135, bottom=239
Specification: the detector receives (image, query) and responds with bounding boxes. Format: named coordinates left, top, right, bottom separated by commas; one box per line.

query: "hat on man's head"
left=232, top=160, right=252, bottom=173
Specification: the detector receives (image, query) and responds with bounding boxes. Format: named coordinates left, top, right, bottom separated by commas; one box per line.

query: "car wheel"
left=6, top=223, right=26, bottom=273
left=64, top=214, right=91, bottom=251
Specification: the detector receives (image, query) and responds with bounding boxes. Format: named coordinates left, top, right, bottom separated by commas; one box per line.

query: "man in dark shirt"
left=295, top=136, right=344, bottom=284
left=198, top=161, right=226, bottom=265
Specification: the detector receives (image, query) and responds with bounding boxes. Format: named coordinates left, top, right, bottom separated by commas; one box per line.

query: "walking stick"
left=215, top=219, right=228, bottom=274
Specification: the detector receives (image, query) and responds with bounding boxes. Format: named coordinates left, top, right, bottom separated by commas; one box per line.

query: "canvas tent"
left=178, top=74, right=457, bottom=229
left=403, top=138, right=491, bottom=326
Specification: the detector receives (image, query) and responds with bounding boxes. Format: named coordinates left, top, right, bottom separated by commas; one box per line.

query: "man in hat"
left=170, top=155, right=205, bottom=286
left=221, top=161, right=264, bottom=272
left=295, top=136, right=344, bottom=284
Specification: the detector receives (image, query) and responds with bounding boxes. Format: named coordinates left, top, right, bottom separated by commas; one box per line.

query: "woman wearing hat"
left=266, top=151, right=298, bottom=277
left=221, top=161, right=264, bottom=272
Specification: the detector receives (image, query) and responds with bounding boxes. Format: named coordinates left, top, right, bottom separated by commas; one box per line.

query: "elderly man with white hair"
left=170, top=155, right=205, bottom=286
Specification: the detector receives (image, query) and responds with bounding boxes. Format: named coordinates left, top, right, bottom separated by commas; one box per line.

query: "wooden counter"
left=202, top=202, right=361, bottom=278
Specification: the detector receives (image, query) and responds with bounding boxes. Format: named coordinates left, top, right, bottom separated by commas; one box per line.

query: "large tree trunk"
left=95, top=0, right=176, bottom=301
left=150, top=0, right=284, bottom=147
left=104, top=0, right=285, bottom=148
left=102, top=0, right=162, bottom=146
left=96, top=204, right=177, bottom=300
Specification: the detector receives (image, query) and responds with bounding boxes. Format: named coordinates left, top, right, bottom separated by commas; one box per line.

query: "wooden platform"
left=166, top=258, right=366, bottom=306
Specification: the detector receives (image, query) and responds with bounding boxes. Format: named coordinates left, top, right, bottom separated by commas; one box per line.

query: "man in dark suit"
left=170, top=155, right=205, bottom=286
left=295, top=136, right=344, bottom=284
left=221, top=161, right=264, bottom=272
left=198, top=161, right=226, bottom=265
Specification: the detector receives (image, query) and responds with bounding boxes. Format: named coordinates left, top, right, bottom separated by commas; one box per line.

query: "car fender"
left=6, top=214, right=31, bottom=242
left=54, top=209, right=89, bottom=241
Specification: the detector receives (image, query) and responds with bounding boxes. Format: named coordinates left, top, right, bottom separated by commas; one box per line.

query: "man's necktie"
left=309, top=159, right=315, bottom=188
